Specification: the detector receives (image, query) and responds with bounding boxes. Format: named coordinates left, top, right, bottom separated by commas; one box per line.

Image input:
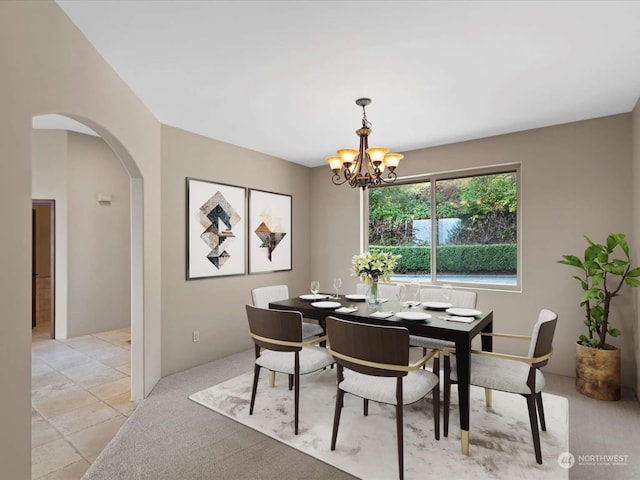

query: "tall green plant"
left=558, top=233, right=640, bottom=349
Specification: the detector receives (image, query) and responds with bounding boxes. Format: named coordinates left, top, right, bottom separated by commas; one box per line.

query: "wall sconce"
left=98, top=193, right=112, bottom=205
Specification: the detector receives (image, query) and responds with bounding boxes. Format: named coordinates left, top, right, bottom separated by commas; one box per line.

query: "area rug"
left=189, top=369, right=568, bottom=480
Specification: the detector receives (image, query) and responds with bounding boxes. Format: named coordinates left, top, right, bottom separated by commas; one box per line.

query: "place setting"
left=305, top=279, right=358, bottom=312
left=439, top=307, right=483, bottom=323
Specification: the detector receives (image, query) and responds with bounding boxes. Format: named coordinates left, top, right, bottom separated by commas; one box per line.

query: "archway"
left=32, top=114, right=144, bottom=400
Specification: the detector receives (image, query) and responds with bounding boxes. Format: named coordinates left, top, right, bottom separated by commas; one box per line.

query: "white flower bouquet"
left=352, top=250, right=401, bottom=283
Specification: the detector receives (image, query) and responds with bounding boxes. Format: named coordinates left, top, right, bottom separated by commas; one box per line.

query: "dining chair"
left=245, top=305, right=335, bottom=435
left=326, top=316, right=440, bottom=480
left=356, top=281, right=400, bottom=299
left=251, top=284, right=324, bottom=339
left=409, top=287, right=477, bottom=435
left=444, top=308, right=558, bottom=464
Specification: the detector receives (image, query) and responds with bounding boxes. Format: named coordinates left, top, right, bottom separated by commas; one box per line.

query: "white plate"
left=445, top=307, right=482, bottom=317
left=396, top=311, right=432, bottom=321
left=311, top=301, right=342, bottom=309
left=345, top=294, right=367, bottom=301
left=299, top=294, right=330, bottom=301
left=422, top=301, right=453, bottom=310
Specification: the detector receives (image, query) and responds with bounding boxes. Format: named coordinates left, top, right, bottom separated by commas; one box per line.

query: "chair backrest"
left=251, top=284, right=289, bottom=308
left=245, top=304, right=302, bottom=352
left=356, top=282, right=401, bottom=299
left=419, top=287, right=477, bottom=308
left=326, top=316, right=409, bottom=378
left=527, top=309, right=558, bottom=368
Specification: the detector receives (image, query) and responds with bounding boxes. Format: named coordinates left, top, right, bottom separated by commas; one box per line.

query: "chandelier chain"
left=361, top=104, right=371, bottom=129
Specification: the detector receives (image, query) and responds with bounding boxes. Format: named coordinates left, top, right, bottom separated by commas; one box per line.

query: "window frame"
left=362, top=163, right=522, bottom=292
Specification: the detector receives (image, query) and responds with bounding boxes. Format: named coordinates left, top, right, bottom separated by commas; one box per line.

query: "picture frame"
left=186, top=177, right=246, bottom=279
left=248, top=189, right=292, bottom=274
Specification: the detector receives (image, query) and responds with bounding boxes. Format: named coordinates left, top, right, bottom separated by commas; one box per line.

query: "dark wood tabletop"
left=269, top=294, right=493, bottom=456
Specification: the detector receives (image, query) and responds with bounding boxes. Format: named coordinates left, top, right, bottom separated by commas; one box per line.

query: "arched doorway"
left=31, top=114, right=144, bottom=400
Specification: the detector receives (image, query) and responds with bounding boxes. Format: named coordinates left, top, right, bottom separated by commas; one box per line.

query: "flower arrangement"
left=352, top=250, right=401, bottom=283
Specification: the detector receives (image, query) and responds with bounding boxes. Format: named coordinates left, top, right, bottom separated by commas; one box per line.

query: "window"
left=367, top=167, right=519, bottom=288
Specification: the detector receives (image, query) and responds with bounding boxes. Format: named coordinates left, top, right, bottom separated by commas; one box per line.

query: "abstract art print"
left=249, top=189, right=292, bottom=273
left=186, top=178, right=246, bottom=279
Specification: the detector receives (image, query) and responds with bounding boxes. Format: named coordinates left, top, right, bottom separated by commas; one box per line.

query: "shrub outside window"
left=367, top=168, right=518, bottom=288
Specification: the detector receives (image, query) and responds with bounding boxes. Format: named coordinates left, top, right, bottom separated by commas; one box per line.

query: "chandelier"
left=326, top=98, right=403, bottom=190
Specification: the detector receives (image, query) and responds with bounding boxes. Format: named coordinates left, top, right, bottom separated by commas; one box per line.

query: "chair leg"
left=331, top=389, right=344, bottom=450
left=268, top=370, right=276, bottom=388
left=485, top=388, right=492, bottom=408
left=423, top=347, right=428, bottom=369
left=443, top=354, right=451, bottom=437
left=526, top=394, right=543, bottom=464
left=250, top=364, right=260, bottom=415
left=536, top=392, right=547, bottom=431
left=288, top=374, right=293, bottom=391
left=433, top=382, right=440, bottom=441
left=432, top=351, right=440, bottom=375
left=396, top=402, right=404, bottom=480
left=363, top=398, right=369, bottom=416
left=294, top=357, right=300, bottom=435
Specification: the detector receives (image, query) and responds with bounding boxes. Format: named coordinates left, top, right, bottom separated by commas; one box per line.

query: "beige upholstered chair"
left=326, top=316, right=439, bottom=480
left=409, top=287, right=476, bottom=423
left=246, top=305, right=334, bottom=435
left=445, top=309, right=557, bottom=464
left=356, top=281, right=401, bottom=299
left=251, top=284, right=324, bottom=339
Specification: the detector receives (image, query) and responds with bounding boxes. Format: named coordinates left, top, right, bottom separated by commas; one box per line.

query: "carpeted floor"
left=83, top=349, right=640, bottom=480
left=190, top=369, right=568, bottom=480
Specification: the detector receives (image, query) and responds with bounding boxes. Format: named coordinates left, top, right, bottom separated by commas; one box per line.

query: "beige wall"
left=32, top=131, right=131, bottom=338
left=632, top=99, right=640, bottom=396
left=312, top=114, right=636, bottom=387
left=0, top=3, right=161, bottom=478
left=160, top=126, right=312, bottom=376
left=67, top=132, right=131, bottom=336
left=32, top=130, right=69, bottom=337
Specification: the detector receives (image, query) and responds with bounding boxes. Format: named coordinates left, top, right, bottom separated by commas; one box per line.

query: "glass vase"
left=366, top=279, right=380, bottom=308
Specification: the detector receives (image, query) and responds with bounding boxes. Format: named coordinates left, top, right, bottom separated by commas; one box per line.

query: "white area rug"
left=190, top=369, right=568, bottom=480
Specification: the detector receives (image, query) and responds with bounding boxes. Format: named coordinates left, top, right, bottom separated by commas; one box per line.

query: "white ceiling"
left=44, top=0, right=640, bottom=167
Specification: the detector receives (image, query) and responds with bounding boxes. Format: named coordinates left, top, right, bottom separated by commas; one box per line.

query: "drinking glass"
left=442, top=284, right=453, bottom=303
left=395, top=284, right=407, bottom=309
left=409, top=281, right=421, bottom=304
left=310, top=281, right=320, bottom=300
left=332, top=277, right=342, bottom=299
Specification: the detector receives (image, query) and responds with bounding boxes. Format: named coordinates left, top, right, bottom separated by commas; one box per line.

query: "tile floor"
left=32, top=319, right=136, bottom=479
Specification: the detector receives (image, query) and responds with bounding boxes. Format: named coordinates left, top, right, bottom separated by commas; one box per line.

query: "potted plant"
left=558, top=233, right=640, bottom=400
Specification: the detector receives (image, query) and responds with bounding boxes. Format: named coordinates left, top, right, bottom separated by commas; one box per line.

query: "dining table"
left=269, top=294, right=493, bottom=456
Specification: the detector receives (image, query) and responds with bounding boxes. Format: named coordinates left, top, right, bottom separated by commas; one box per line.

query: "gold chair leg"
left=484, top=388, right=492, bottom=408
left=269, top=370, right=276, bottom=388
left=461, top=430, right=469, bottom=456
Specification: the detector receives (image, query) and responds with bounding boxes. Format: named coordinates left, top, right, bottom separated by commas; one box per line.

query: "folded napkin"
left=369, top=311, right=394, bottom=319
left=443, top=315, right=474, bottom=323
left=335, top=306, right=358, bottom=313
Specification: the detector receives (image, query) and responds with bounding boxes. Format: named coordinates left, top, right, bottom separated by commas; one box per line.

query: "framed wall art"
left=186, top=177, right=246, bottom=279
left=248, top=189, right=292, bottom=274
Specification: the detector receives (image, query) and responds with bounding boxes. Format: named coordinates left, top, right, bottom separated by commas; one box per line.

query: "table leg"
left=320, top=318, right=327, bottom=348
left=455, top=337, right=471, bottom=456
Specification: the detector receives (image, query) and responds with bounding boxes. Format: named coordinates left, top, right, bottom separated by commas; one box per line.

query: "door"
left=32, top=209, right=37, bottom=328
left=32, top=200, right=55, bottom=338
